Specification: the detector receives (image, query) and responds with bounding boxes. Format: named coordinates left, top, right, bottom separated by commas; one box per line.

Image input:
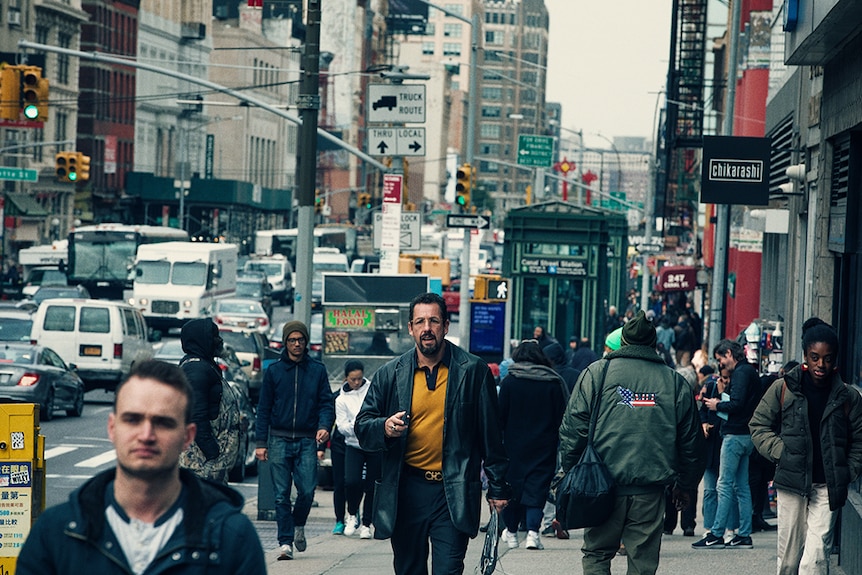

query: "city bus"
left=254, top=225, right=358, bottom=266
left=67, top=224, right=189, bottom=299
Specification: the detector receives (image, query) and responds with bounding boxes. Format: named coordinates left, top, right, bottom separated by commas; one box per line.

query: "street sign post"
left=0, top=167, right=38, bottom=182
left=372, top=211, right=422, bottom=251
left=446, top=214, right=490, bottom=229
left=367, top=127, right=426, bottom=157
left=517, top=135, right=554, bottom=167
left=367, top=84, right=426, bottom=124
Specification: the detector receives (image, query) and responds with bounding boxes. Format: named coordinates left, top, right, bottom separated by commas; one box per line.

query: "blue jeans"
left=269, top=436, right=318, bottom=545
left=702, top=467, right=738, bottom=533
left=711, top=434, right=753, bottom=537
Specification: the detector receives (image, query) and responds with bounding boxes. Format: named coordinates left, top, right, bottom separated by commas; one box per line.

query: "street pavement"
left=244, top=488, right=848, bottom=575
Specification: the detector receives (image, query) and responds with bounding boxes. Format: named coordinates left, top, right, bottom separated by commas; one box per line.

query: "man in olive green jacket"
left=559, top=311, right=704, bottom=575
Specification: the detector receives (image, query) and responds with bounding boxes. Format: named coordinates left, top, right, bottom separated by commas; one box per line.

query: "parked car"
left=0, top=308, right=35, bottom=342
left=213, top=298, right=270, bottom=335
left=219, top=329, right=276, bottom=403
left=235, top=276, right=274, bottom=318
left=0, top=343, right=85, bottom=420
left=243, top=255, right=293, bottom=306
left=31, top=285, right=90, bottom=305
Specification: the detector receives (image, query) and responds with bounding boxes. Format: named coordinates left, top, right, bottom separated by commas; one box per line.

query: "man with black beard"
left=356, top=292, right=511, bottom=575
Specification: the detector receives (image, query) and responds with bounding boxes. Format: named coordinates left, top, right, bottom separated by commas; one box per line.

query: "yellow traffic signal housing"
left=55, top=151, right=79, bottom=182
left=456, top=163, right=472, bottom=208
left=20, top=66, right=48, bottom=121
left=0, top=65, right=20, bottom=121
left=314, top=189, right=324, bottom=214
left=358, top=192, right=372, bottom=209
left=76, top=153, right=91, bottom=182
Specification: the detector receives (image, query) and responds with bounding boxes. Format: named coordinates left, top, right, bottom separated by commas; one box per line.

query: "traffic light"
left=456, top=163, right=472, bottom=208
left=55, top=151, right=78, bottom=182
left=76, top=153, right=91, bottom=182
left=314, top=189, right=324, bottom=214
left=0, top=65, right=20, bottom=121
left=358, top=192, right=372, bottom=209
left=20, top=66, right=48, bottom=121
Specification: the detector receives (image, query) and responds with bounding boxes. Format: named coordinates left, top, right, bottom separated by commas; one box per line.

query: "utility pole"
left=294, top=0, right=321, bottom=327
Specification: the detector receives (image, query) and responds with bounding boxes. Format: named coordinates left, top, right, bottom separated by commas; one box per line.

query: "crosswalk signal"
left=20, top=66, right=49, bottom=121
left=0, top=65, right=21, bottom=121
left=456, top=163, right=472, bottom=208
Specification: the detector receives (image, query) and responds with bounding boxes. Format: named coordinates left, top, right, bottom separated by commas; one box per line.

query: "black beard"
left=418, top=337, right=443, bottom=357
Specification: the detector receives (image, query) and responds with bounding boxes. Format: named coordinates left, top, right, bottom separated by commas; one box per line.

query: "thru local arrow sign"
left=408, top=141, right=422, bottom=152
left=377, top=141, right=388, bottom=153
left=446, top=214, right=490, bottom=229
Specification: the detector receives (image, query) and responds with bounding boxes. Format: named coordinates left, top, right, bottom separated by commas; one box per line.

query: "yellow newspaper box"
left=0, top=404, right=46, bottom=575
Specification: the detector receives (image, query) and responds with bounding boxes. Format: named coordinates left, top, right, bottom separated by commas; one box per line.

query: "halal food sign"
left=701, top=136, right=771, bottom=206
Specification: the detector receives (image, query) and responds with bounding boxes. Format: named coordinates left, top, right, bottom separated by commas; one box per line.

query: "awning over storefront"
left=657, top=265, right=697, bottom=292
left=5, top=194, right=49, bottom=217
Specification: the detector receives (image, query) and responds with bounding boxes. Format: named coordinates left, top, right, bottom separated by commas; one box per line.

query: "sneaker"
left=692, top=532, right=726, bottom=549
left=278, top=544, right=294, bottom=560
left=332, top=521, right=345, bottom=535
left=502, top=528, right=519, bottom=549
left=344, top=514, right=359, bottom=537
left=727, top=535, right=753, bottom=549
left=359, top=525, right=373, bottom=539
left=525, top=530, right=544, bottom=550
left=294, top=526, right=307, bottom=552
left=541, top=525, right=556, bottom=536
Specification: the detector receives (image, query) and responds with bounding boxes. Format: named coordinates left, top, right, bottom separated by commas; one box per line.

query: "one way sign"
left=367, top=127, right=426, bottom=157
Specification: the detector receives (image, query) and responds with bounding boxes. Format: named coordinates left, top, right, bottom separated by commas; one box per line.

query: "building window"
left=422, top=42, right=435, bottom=56
left=443, top=23, right=461, bottom=37
left=451, top=81, right=459, bottom=91
left=58, top=33, right=71, bottom=85
left=482, top=87, right=502, bottom=100
left=485, top=30, right=504, bottom=45
left=444, top=4, right=463, bottom=16
left=54, top=112, right=67, bottom=144
left=480, top=124, right=501, bottom=138
left=443, top=43, right=461, bottom=57
left=481, top=106, right=501, bottom=118
left=481, top=143, right=501, bottom=155
left=480, top=160, right=499, bottom=173
left=425, top=23, right=435, bottom=35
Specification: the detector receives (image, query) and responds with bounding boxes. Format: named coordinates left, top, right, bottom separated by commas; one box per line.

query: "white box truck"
left=130, top=242, right=238, bottom=332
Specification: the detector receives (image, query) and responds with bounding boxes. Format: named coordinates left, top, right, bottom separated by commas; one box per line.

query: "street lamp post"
left=418, top=0, right=478, bottom=348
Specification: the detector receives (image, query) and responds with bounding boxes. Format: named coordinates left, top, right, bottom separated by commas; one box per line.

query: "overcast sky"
left=544, top=1, right=674, bottom=146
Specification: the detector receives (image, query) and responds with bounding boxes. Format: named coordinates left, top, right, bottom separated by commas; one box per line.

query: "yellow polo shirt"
left=403, top=349, right=449, bottom=471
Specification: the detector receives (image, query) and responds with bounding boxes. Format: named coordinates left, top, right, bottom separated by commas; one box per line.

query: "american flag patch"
left=616, top=385, right=657, bottom=408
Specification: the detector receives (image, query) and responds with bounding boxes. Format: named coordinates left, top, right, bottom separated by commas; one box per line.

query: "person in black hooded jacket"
left=179, top=318, right=239, bottom=485
left=543, top=341, right=579, bottom=395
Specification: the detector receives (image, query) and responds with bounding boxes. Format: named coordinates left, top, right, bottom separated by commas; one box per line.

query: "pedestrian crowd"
left=13, top=290, right=862, bottom=575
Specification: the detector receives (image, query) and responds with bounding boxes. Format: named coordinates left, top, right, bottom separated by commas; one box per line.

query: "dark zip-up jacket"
left=750, top=366, right=862, bottom=510
left=16, top=469, right=265, bottom=574
left=715, top=361, right=761, bottom=435
left=255, top=349, right=334, bottom=445
left=179, top=319, right=223, bottom=460
left=354, top=342, right=512, bottom=539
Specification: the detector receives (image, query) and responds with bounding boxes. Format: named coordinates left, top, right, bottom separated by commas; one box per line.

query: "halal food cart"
left=320, top=273, right=430, bottom=385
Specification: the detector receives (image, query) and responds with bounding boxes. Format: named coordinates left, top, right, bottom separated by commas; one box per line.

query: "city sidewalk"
left=245, top=488, right=848, bottom=575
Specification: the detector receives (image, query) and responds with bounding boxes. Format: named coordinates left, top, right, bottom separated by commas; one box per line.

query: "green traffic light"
left=68, top=171, right=77, bottom=182
left=22, top=104, right=39, bottom=120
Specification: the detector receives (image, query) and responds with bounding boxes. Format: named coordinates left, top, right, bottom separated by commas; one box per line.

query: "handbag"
left=556, top=360, right=616, bottom=530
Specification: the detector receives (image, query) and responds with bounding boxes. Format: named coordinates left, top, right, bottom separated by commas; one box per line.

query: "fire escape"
left=657, top=0, right=707, bottom=238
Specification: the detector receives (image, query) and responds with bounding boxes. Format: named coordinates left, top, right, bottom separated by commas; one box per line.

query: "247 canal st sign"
left=701, top=136, right=771, bottom=205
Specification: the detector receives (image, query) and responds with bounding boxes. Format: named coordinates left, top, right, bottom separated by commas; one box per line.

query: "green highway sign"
left=517, top=135, right=554, bottom=168
left=0, top=167, right=38, bottom=182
